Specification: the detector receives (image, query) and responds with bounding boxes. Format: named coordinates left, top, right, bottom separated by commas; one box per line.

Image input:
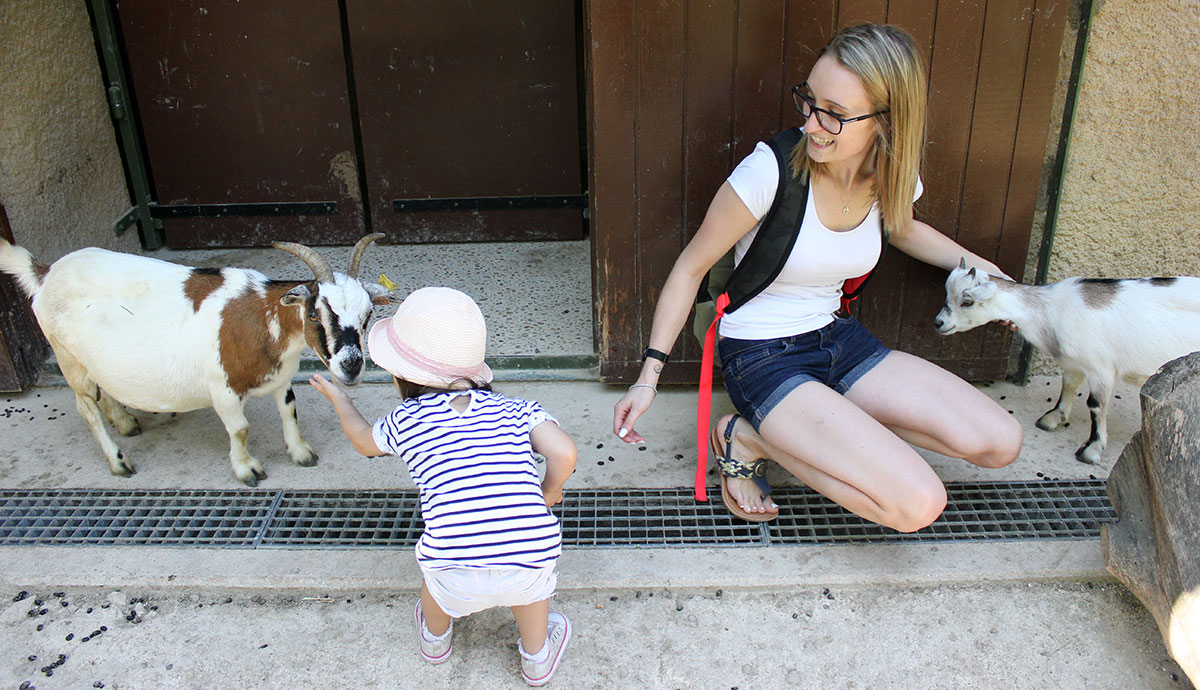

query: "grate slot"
left=0, top=480, right=1116, bottom=549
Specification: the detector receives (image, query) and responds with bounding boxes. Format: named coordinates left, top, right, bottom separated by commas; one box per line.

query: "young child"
left=309, top=286, right=577, bottom=686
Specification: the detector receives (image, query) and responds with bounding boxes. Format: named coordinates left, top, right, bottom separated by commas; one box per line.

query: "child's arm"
left=531, top=420, right=577, bottom=507
left=308, top=374, right=384, bottom=457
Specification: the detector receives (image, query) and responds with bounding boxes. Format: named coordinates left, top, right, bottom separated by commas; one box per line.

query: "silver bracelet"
left=628, top=383, right=657, bottom=396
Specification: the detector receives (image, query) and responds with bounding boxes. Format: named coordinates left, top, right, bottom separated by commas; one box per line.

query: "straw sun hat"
left=366, top=286, right=493, bottom=388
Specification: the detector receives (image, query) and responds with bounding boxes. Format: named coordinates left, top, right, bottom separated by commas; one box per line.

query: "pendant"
left=842, top=205, right=849, bottom=215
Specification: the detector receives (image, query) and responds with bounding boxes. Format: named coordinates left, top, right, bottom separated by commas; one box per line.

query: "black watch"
left=642, top=347, right=670, bottom=364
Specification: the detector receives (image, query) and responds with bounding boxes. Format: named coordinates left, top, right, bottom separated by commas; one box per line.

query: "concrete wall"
left=1048, top=0, right=1200, bottom=279
left=0, top=0, right=135, bottom=261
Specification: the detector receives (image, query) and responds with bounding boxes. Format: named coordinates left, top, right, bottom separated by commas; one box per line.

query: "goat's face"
left=282, top=275, right=391, bottom=386
left=934, top=264, right=998, bottom=335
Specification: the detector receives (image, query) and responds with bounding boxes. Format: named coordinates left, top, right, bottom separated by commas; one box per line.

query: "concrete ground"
left=2, top=374, right=1187, bottom=689
left=0, top=240, right=1188, bottom=689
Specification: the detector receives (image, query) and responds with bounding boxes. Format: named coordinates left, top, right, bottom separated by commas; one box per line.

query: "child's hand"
left=308, top=374, right=346, bottom=404
left=543, top=484, right=564, bottom=508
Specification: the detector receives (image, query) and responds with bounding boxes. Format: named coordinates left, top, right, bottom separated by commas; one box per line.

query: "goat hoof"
left=293, top=451, right=319, bottom=467
left=1035, top=412, right=1063, bottom=431
left=238, top=474, right=259, bottom=488
left=121, top=423, right=142, bottom=437
left=1075, top=447, right=1101, bottom=465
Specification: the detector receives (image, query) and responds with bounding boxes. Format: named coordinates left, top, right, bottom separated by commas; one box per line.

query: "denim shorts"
left=718, top=314, right=891, bottom=430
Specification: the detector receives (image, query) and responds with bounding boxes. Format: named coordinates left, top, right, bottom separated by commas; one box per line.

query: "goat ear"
left=364, top=283, right=395, bottom=306
left=280, top=284, right=310, bottom=307
left=966, top=281, right=997, bottom=302
left=958, top=257, right=967, bottom=270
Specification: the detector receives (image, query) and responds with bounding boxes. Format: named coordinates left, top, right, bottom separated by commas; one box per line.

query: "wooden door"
left=112, top=0, right=585, bottom=248
left=116, top=1, right=365, bottom=248
left=346, top=0, right=585, bottom=243
left=587, top=0, right=1069, bottom=382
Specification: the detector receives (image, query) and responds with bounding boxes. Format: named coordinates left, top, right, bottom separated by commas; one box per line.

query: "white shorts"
left=421, top=565, right=558, bottom=618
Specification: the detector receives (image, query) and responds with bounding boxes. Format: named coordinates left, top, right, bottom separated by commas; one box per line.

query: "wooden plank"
left=782, top=0, right=836, bottom=130
left=979, top=0, right=1068, bottom=364
left=587, top=0, right=640, bottom=381
left=897, top=0, right=985, bottom=367
left=0, top=205, right=48, bottom=392
left=836, top=0, right=887, bottom=27
left=679, top=0, right=738, bottom=362
left=634, top=0, right=688, bottom=366
left=947, top=0, right=1031, bottom=365
left=731, top=0, right=788, bottom=161
left=1000, top=0, right=1070, bottom=284
left=853, top=2, right=937, bottom=345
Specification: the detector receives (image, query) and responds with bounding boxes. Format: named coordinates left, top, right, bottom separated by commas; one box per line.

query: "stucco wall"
left=1049, top=0, right=1200, bottom=279
left=0, top=0, right=135, bottom=261
left=1023, top=0, right=1200, bottom=375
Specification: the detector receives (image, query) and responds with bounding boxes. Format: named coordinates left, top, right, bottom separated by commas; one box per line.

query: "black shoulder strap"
left=722, top=128, right=808, bottom=313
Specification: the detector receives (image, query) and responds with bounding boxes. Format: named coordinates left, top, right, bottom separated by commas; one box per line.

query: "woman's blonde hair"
left=788, top=23, right=927, bottom=238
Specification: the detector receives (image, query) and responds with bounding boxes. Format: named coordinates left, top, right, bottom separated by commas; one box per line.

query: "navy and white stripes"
left=372, top=389, right=562, bottom=570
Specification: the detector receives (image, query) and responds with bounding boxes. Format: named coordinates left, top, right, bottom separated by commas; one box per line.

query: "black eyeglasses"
left=791, top=83, right=887, bottom=135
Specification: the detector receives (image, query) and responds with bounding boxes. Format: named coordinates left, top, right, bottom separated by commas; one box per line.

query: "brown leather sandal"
left=709, top=415, right=778, bottom=522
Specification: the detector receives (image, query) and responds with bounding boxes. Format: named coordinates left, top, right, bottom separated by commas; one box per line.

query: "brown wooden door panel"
left=116, top=1, right=365, bottom=248
left=590, top=0, right=1069, bottom=383
left=346, top=0, right=584, bottom=243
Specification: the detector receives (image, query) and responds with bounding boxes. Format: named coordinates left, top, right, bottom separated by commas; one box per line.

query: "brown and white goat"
left=934, top=260, right=1200, bottom=464
left=0, top=234, right=391, bottom=485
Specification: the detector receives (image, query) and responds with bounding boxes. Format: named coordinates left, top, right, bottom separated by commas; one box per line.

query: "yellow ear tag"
left=378, top=274, right=398, bottom=291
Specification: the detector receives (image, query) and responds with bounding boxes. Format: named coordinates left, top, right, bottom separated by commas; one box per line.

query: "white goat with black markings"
left=934, top=259, right=1200, bottom=464
left=0, top=233, right=392, bottom=485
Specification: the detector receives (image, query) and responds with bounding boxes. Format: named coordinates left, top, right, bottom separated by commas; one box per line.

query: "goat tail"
left=0, top=237, right=46, bottom=298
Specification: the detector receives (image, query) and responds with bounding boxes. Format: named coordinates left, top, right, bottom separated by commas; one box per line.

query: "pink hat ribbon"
left=386, top=322, right=485, bottom=381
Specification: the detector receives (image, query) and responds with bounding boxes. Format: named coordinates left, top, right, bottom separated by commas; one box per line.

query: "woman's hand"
left=613, top=384, right=656, bottom=443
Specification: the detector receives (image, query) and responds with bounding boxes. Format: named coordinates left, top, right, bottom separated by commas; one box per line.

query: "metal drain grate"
left=0, top=480, right=1116, bottom=549
left=258, top=491, right=422, bottom=548
left=558, top=489, right=764, bottom=547
left=0, top=489, right=275, bottom=547
left=767, top=480, right=1116, bottom=545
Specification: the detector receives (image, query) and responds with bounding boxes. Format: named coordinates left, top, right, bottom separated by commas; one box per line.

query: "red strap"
left=695, top=292, right=729, bottom=501
left=841, top=273, right=867, bottom=313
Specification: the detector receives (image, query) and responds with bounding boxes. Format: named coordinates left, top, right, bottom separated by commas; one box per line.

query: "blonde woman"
left=613, top=23, right=1022, bottom=528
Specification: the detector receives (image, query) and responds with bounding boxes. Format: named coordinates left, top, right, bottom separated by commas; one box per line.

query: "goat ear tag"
left=378, top=274, right=398, bottom=291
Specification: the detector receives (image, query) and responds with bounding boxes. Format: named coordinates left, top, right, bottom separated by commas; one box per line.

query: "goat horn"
left=348, top=233, right=386, bottom=279
left=273, top=241, right=335, bottom=284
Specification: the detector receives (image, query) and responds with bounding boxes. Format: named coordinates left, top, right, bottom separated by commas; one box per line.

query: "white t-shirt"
left=721, top=141, right=922, bottom=339
left=372, top=389, right=562, bottom=570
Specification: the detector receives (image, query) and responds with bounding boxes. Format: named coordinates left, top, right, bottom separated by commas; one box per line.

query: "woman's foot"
left=714, top=414, right=779, bottom=518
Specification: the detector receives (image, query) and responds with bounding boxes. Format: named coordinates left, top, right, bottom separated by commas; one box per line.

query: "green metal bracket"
left=87, top=0, right=164, bottom=249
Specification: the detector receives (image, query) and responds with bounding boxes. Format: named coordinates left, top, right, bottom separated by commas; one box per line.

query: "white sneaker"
left=414, top=600, right=453, bottom=664
left=520, top=610, right=571, bottom=686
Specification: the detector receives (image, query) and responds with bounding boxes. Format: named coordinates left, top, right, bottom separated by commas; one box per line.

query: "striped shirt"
left=372, top=389, right=562, bottom=570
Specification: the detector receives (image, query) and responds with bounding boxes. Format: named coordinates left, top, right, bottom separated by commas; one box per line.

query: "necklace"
left=836, top=176, right=862, bottom=215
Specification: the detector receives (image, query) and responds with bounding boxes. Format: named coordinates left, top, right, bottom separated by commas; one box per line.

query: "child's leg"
left=421, top=580, right=453, bottom=636
left=511, top=598, right=550, bottom=654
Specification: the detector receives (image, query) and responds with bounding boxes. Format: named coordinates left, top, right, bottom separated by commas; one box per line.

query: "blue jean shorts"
left=718, top=314, right=891, bottom=431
